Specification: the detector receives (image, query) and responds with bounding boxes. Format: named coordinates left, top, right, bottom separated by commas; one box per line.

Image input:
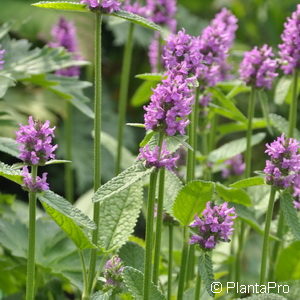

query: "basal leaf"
left=131, top=80, right=158, bottom=107
left=98, top=182, right=143, bottom=252
left=135, top=73, right=165, bottom=81
left=119, top=241, right=145, bottom=272
left=32, top=1, right=89, bottom=12
left=93, top=163, right=154, bottom=203
left=0, top=137, right=19, bottom=158
left=280, top=191, right=300, bottom=240
left=0, top=161, right=22, bottom=185
left=172, top=180, right=214, bottom=226
left=229, top=177, right=265, bottom=189
left=216, top=183, right=252, bottom=206
left=122, top=267, right=165, bottom=300
left=199, top=252, right=215, bottom=298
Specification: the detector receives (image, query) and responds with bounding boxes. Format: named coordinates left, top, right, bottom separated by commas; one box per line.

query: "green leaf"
left=172, top=180, right=214, bottom=226
left=119, top=241, right=145, bottom=272
left=257, top=90, right=273, bottom=135
left=93, top=163, right=154, bottom=203
left=122, top=267, right=165, bottom=300
left=280, top=191, right=300, bottom=240
left=275, top=77, right=293, bottom=105
left=45, top=159, right=71, bottom=165
left=208, top=133, right=266, bottom=163
left=276, top=241, right=300, bottom=281
left=112, top=10, right=161, bottom=31
left=126, top=123, right=145, bottom=128
left=238, top=294, right=287, bottom=300
left=135, top=73, right=165, bottom=81
left=0, top=137, right=19, bottom=158
left=0, top=161, right=22, bottom=185
left=199, top=252, right=215, bottom=298
left=216, top=183, right=252, bottom=206
left=91, top=291, right=112, bottom=300
left=270, top=113, right=300, bottom=140
left=131, top=80, right=158, bottom=107
left=139, top=131, right=155, bottom=147
left=98, top=182, right=143, bottom=252
left=229, top=177, right=265, bottom=189
left=32, top=1, right=89, bottom=12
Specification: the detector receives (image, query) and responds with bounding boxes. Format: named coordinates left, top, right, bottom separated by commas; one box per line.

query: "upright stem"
left=87, top=12, right=103, bottom=296
left=288, top=70, right=299, bottom=138
left=115, top=23, right=135, bottom=175
left=143, top=171, right=159, bottom=300
left=234, top=220, right=244, bottom=297
left=260, top=187, right=276, bottom=285
left=79, top=250, right=89, bottom=300
left=194, top=270, right=201, bottom=300
left=152, top=167, right=165, bottom=284
left=65, top=102, right=74, bottom=203
left=26, top=165, right=38, bottom=300
left=167, top=224, right=173, bottom=300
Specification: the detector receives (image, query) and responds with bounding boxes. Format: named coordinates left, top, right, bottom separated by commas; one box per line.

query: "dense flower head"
left=222, top=154, right=245, bottom=178
left=104, top=256, right=124, bottom=288
left=123, top=0, right=146, bottom=15
left=139, top=143, right=179, bottom=170
left=49, top=17, right=80, bottom=77
left=81, top=0, right=121, bottom=13
left=189, top=202, right=236, bottom=250
left=0, top=48, right=5, bottom=70
left=240, top=45, right=278, bottom=89
left=16, top=116, right=57, bottom=165
left=279, top=5, right=300, bottom=74
left=264, top=134, right=300, bottom=188
left=144, top=71, right=194, bottom=136
left=22, top=166, right=49, bottom=192
left=149, top=33, right=161, bottom=73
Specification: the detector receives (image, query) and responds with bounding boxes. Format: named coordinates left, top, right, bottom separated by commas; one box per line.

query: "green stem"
left=79, top=250, right=89, bottom=300
left=177, top=227, right=189, bottom=300
left=143, top=171, right=159, bottom=300
left=87, top=12, right=103, bottom=297
left=194, top=269, right=201, bottom=300
left=234, top=221, right=244, bottom=297
left=167, top=224, right=173, bottom=300
left=26, top=165, right=38, bottom=300
left=65, top=102, right=74, bottom=203
left=186, top=245, right=195, bottom=285
left=115, top=23, right=135, bottom=175
left=260, top=187, right=277, bottom=285
left=288, top=70, right=299, bottom=138
left=152, top=167, right=165, bottom=284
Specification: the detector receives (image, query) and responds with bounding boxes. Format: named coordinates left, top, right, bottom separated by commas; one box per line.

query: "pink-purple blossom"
left=16, top=116, right=57, bottom=165
left=139, top=143, right=179, bottom=170
left=0, top=48, right=5, bottom=70
left=293, top=175, right=300, bottom=210
left=123, top=0, right=146, bottom=15
left=81, top=0, right=121, bottom=13
left=104, top=256, right=124, bottom=287
left=189, top=202, right=236, bottom=250
left=148, top=33, right=161, bottom=73
left=22, top=166, right=49, bottom=192
left=240, top=45, right=278, bottom=89
left=279, top=5, right=300, bottom=75
left=222, top=154, right=245, bottom=178
left=264, top=134, right=300, bottom=188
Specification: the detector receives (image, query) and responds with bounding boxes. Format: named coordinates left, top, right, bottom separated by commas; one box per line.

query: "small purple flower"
left=104, top=256, right=124, bottom=288
left=293, top=175, right=300, bottom=210
left=279, top=5, right=300, bottom=74
left=139, top=142, right=179, bottom=170
left=148, top=33, right=161, bottom=73
left=264, top=134, right=300, bottom=188
left=22, top=166, right=49, bottom=192
left=240, top=45, right=278, bottom=89
left=222, top=154, right=245, bottom=178
left=189, top=202, right=236, bottom=250
left=16, top=116, right=57, bottom=165
left=123, top=0, right=146, bottom=15
left=0, top=48, right=5, bottom=70
left=49, top=17, right=80, bottom=77
left=81, top=0, right=121, bottom=13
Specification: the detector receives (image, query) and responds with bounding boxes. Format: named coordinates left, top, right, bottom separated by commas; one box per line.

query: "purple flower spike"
left=16, top=116, right=57, bottom=165
left=104, top=256, right=124, bottom=288
left=189, top=202, right=237, bottom=250
left=264, top=134, right=300, bottom=188
left=222, top=154, right=245, bottom=178
left=49, top=17, right=80, bottom=77
left=0, top=48, right=5, bottom=70
left=81, top=0, right=121, bottom=13
left=240, top=45, right=278, bottom=89
left=22, top=166, right=49, bottom=192
left=149, top=33, right=161, bottom=73
left=123, top=0, right=146, bottom=15
left=139, top=142, right=179, bottom=170
left=279, top=5, right=300, bottom=74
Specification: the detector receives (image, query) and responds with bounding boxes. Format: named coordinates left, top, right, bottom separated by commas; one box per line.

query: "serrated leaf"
left=280, top=191, right=300, bottom=240
left=98, top=182, right=143, bottom=252
left=135, top=73, right=165, bottom=81
left=199, top=252, right=215, bottom=298
left=0, top=161, right=22, bottom=184
left=229, top=177, right=265, bottom=189
left=112, top=10, right=161, bottom=31
left=32, top=1, right=89, bottom=12
left=275, top=77, right=293, bottom=105
left=119, top=241, right=145, bottom=272
left=172, top=180, right=214, bottom=226
left=122, top=267, right=165, bottom=300
left=93, top=163, right=154, bottom=203
left=270, top=113, right=300, bottom=140
left=208, top=133, right=266, bottom=163
left=0, top=137, right=19, bottom=158
left=216, top=183, right=252, bottom=206
left=131, top=80, right=158, bottom=107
